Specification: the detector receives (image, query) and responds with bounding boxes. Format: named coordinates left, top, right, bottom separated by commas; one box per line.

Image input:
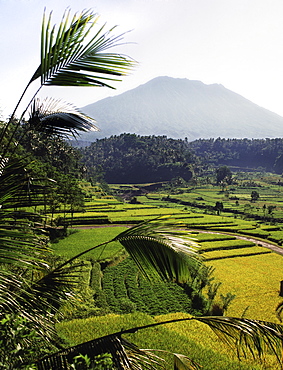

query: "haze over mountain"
left=80, top=76, right=283, bottom=142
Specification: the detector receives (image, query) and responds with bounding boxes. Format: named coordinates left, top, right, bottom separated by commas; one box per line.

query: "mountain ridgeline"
left=80, top=76, right=283, bottom=141
left=80, top=134, right=283, bottom=184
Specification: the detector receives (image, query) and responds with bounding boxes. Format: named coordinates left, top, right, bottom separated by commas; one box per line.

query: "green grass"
left=51, top=227, right=127, bottom=260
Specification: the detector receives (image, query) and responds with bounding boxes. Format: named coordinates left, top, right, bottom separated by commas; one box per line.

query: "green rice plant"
left=108, top=208, right=189, bottom=222
left=267, top=230, right=283, bottom=244
left=207, top=252, right=283, bottom=322
left=52, top=227, right=127, bottom=260
left=154, top=313, right=278, bottom=370
left=237, top=229, right=271, bottom=238
left=200, top=239, right=255, bottom=251
left=204, top=246, right=271, bottom=260
left=187, top=222, right=237, bottom=229
left=56, top=312, right=268, bottom=370
left=101, top=258, right=194, bottom=316
left=195, top=233, right=236, bottom=242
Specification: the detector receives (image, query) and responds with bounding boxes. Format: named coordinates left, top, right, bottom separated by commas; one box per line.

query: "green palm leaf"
left=28, top=97, right=99, bottom=138
left=113, top=218, right=201, bottom=283
left=173, top=353, right=202, bottom=370
left=0, top=158, right=80, bottom=341
left=30, top=9, right=135, bottom=88
left=0, top=259, right=84, bottom=341
left=196, top=316, right=283, bottom=363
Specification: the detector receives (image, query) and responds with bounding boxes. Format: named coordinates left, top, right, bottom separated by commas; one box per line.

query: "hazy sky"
left=2, top=0, right=283, bottom=120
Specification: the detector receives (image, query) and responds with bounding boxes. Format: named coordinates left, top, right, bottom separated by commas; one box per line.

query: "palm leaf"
left=37, top=333, right=166, bottom=370
left=196, top=316, right=283, bottom=364
left=113, top=218, right=201, bottom=283
left=0, top=259, right=85, bottom=342
left=30, top=9, right=135, bottom=88
left=0, top=157, right=81, bottom=341
left=0, top=160, right=50, bottom=268
left=0, top=8, right=134, bottom=155
left=28, top=97, right=99, bottom=138
left=173, top=353, right=202, bottom=370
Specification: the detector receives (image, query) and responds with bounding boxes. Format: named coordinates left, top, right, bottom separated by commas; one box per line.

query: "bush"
left=117, top=298, right=137, bottom=313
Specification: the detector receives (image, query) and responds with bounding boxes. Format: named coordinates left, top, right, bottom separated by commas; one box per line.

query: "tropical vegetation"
left=79, top=134, right=283, bottom=184
left=2, top=6, right=283, bottom=370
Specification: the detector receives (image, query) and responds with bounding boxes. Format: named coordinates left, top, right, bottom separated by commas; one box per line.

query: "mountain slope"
left=80, top=76, right=283, bottom=141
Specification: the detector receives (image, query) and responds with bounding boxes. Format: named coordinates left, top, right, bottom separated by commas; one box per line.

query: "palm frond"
left=37, top=333, right=167, bottom=370
left=0, top=156, right=82, bottom=341
left=30, top=9, right=135, bottom=88
left=0, top=160, right=51, bottom=269
left=276, top=301, right=283, bottom=322
left=0, top=226, right=49, bottom=267
left=196, top=316, right=283, bottom=364
left=113, top=217, right=201, bottom=283
left=28, top=97, right=99, bottom=138
left=173, top=353, right=202, bottom=370
left=0, top=259, right=84, bottom=342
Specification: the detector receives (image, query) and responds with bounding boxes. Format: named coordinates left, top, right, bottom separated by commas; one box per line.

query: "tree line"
left=187, top=137, right=283, bottom=173
left=80, top=133, right=200, bottom=183
left=79, top=135, right=283, bottom=185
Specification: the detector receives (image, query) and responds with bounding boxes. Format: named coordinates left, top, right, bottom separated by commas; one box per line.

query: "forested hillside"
left=188, top=137, right=283, bottom=173
left=80, top=133, right=199, bottom=183
left=80, top=134, right=283, bottom=184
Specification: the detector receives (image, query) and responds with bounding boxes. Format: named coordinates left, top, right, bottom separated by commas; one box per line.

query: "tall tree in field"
left=216, top=166, right=232, bottom=186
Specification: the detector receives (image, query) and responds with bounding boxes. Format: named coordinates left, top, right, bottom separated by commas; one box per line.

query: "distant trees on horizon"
left=80, top=134, right=283, bottom=184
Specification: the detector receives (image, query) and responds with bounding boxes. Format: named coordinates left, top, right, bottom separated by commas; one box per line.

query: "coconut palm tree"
left=0, top=7, right=136, bottom=367
left=1, top=7, right=283, bottom=370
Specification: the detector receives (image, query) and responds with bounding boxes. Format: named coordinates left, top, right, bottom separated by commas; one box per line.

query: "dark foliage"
left=80, top=133, right=197, bottom=183
left=187, top=137, right=283, bottom=173
left=80, top=135, right=283, bottom=185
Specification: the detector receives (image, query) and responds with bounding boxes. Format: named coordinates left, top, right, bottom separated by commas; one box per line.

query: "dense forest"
left=79, top=134, right=283, bottom=184
left=80, top=133, right=199, bottom=183
left=187, top=137, right=283, bottom=172
left=2, top=120, right=88, bottom=219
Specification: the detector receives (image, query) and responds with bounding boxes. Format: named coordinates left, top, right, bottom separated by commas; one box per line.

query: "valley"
left=48, top=171, right=283, bottom=369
